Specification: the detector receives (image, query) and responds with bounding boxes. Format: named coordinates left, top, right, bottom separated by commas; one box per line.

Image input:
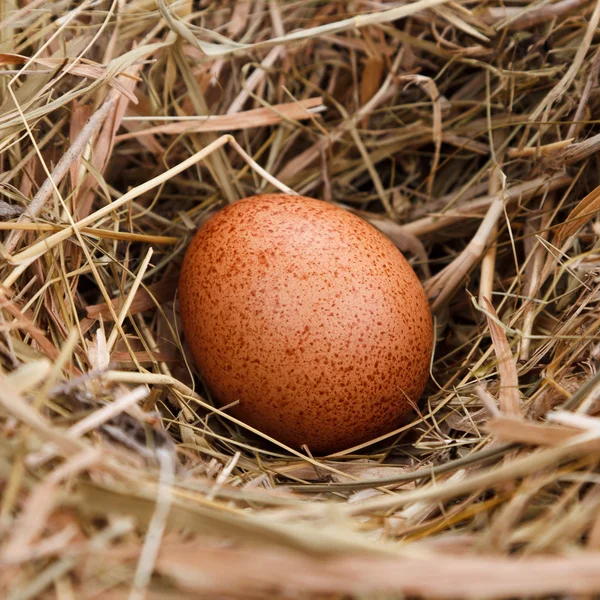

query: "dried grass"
left=2, top=1, right=600, bottom=598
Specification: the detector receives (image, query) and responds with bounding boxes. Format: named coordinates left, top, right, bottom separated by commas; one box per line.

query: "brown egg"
left=178, top=194, right=433, bottom=453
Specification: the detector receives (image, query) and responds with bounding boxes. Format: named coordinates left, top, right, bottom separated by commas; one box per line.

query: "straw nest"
left=2, top=1, right=600, bottom=598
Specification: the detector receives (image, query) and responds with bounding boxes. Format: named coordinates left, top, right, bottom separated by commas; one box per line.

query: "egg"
left=178, top=194, right=433, bottom=453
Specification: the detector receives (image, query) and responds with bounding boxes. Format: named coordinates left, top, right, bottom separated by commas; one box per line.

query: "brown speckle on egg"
left=178, top=194, right=433, bottom=454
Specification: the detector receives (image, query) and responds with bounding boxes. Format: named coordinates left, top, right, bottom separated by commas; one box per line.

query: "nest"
left=2, top=0, right=600, bottom=598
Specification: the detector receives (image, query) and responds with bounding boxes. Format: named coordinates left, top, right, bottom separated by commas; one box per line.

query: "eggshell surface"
left=178, top=194, right=433, bottom=453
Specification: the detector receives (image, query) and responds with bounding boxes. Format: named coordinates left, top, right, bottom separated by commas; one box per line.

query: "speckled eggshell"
left=178, top=194, right=433, bottom=453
